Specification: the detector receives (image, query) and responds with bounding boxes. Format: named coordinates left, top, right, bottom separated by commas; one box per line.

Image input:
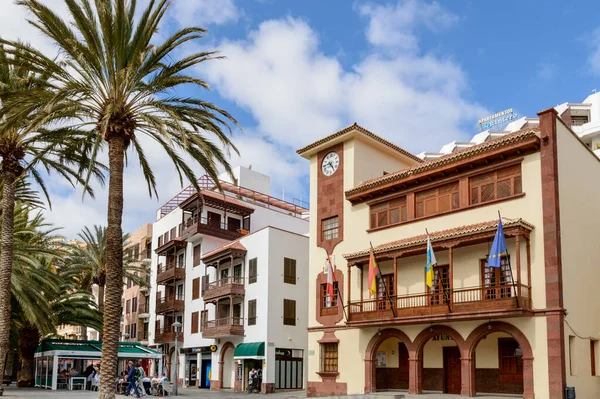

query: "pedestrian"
left=247, top=368, right=256, bottom=393
left=125, top=360, right=141, bottom=398
left=136, top=361, right=148, bottom=397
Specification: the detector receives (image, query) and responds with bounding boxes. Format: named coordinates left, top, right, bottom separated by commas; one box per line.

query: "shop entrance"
left=187, top=359, right=197, bottom=387
left=199, top=359, right=211, bottom=389
left=274, top=348, right=303, bottom=389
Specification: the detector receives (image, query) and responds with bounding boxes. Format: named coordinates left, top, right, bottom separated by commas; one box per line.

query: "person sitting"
left=69, top=367, right=80, bottom=377
left=161, top=373, right=170, bottom=396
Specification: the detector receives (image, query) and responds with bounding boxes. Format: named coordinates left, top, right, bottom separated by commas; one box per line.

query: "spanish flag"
left=368, top=247, right=379, bottom=296
left=426, top=234, right=437, bottom=288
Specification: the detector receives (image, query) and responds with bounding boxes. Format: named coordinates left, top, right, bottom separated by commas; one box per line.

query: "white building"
left=147, top=166, right=309, bottom=393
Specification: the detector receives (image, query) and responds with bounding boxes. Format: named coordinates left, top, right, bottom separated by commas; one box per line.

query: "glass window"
left=322, top=216, right=339, bottom=241
left=470, top=165, right=522, bottom=205
left=320, top=343, right=338, bottom=372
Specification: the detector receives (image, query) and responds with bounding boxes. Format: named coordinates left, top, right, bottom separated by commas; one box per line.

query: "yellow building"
left=297, top=109, right=600, bottom=399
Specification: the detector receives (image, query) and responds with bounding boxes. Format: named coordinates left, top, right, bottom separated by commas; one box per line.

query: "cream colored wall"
left=556, top=121, right=600, bottom=398
left=422, top=339, right=457, bottom=368
left=350, top=138, right=414, bottom=188
left=375, top=337, right=401, bottom=368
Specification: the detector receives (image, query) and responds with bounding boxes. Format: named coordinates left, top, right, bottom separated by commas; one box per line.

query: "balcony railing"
left=348, top=284, right=530, bottom=323
left=203, top=276, right=245, bottom=301
left=202, top=317, right=244, bottom=338
left=181, top=215, right=245, bottom=241
left=156, top=261, right=186, bottom=285
left=137, top=302, right=150, bottom=317
left=154, top=328, right=183, bottom=343
left=155, top=294, right=185, bottom=314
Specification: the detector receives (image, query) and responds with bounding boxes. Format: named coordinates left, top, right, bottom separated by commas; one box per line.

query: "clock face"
left=321, top=151, right=340, bottom=176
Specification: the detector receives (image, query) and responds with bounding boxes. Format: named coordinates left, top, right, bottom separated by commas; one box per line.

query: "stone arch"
left=465, top=322, right=534, bottom=399
left=216, top=342, right=235, bottom=390
left=410, top=325, right=467, bottom=394
left=364, top=328, right=413, bottom=393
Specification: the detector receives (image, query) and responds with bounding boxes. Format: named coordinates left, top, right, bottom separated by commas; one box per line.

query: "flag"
left=426, top=234, right=437, bottom=288
left=368, top=247, right=379, bottom=297
left=488, top=216, right=507, bottom=268
left=326, top=255, right=335, bottom=307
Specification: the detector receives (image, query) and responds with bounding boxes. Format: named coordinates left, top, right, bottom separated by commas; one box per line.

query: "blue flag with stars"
left=488, top=217, right=507, bottom=268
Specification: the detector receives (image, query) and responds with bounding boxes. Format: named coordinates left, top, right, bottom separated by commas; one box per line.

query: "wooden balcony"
left=203, top=276, right=245, bottom=302
left=202, top=317, right=244, bottom=338
left=156, top=261, right=185, bottom=285
left=181, top=215, right=245, bottom=241
left=137, top=302, right=150, bottom=318
left=154, top=328, right=183, bottom=343
left=348, top=284, right=531, bottom=324
left=155, top=294, right=185, bottom=314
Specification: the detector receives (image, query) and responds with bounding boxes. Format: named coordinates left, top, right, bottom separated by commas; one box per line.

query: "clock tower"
left=316, top=142, right=344, bottom=255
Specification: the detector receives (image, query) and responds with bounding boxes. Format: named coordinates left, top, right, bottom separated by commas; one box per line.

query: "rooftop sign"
left=478, top=108, right=518, bottom=130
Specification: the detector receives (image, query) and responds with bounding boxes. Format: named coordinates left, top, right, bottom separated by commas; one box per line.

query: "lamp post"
left=172, top=321, right=182, bottom=396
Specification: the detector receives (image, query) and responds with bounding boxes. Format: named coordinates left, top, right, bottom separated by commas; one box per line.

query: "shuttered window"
left=284, top=258, right=296, bottom=284
left=191, top=311, right=199, bottom=334
left=283, top=299, right=296, bottom=326
left=201, top=275, right=208, bottom=295
left=158, top=236, right=163, bottom=247
left=370, top=196, right=407, bottom=228
left=200, top=310, right=207, bottom=332
left=170, top=227, right=176, bottom=240
left=248, top=299, right=257, bottom=326
left=470, top=165, right=522, bottom=205
left=321, top=343, right=338, bottom=372
left=193, top=244, right=201, bottom=266
left=249, top=258, right=258, bottom=284
left=192, top=278, right=200, bottom=300
left=416, top=182, right=460, bottom=218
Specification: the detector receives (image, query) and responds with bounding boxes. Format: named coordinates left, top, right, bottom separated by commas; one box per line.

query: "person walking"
left=136, top=361, right=147, bottom=397
left=125, top=361, right=141, bottom=398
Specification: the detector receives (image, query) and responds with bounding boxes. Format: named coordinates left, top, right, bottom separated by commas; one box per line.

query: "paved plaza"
left=1, top=386, right=520, bottom=399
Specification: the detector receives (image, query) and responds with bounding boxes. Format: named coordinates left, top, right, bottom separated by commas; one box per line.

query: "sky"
left=1, top=0, right=599, bottom=238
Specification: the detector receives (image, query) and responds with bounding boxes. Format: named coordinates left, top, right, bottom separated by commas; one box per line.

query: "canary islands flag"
left=368, top=247, right=379, bottom=296
left=488, top=217, right=507, bottom=268
left=425, top=234, right=437, bottom=288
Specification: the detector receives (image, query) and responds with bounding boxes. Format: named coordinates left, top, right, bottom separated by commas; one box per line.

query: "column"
left=51, top=355, right=58, bottom=390
left=460, top=354, right=476, bottom=397
left=448, top=247, right=454, bottom=311
left=347, top=265, right=352, bottom=309
left=522, top=356, right=534, bottom=399
left=408, top=355, right=422, bottom=394
left=515, top=234, right=522, bottom=302
left=364, top=358, right=374, bottom=393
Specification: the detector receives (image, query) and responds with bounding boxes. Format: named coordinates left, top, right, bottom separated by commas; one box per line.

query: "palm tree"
left=0, top=45, right=104, bottom=394
left=64, top=225, right=147, bottom=339
left=1, top=2, right=240, bottom=396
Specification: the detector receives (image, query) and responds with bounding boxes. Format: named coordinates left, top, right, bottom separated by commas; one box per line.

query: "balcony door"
left=376, top=274, right=395, bottom=310
left=429, top=265, right=450, bottom=305
left=207, top=211, right=221, bottom=229
left=481, top=257, right=513, bottom=300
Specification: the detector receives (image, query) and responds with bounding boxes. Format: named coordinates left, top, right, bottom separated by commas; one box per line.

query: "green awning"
left=233, top=342, right=265, bottom=358
left=35, top=339, right=160, bottom=359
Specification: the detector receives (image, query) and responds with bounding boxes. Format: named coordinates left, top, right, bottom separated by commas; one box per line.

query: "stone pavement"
left=1, top=387, right=519, bottom=399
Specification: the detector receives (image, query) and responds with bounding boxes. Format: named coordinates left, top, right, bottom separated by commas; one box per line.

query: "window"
left=133, top=245, right=140, bottom=260
left=176, top=284, right=184, bottom=300
left=193, top=244, right=201, bottom=267
left=227, top=217, right=241, bottom=232
left=470, top=165, right=522, bottom=205
left=170, top=227, right=176, bottom=240
left=284, top=258, right=296, bottom=284
left=158, top=236, right=163, bottom=247
left=125, top=299, right=131, bottom=314
left=125, top=324, right=130, bottom=335
left=249, top=258, right=258, bottom=284
left=200, top=310, right=207, bottom=332
left=498, top=338, right=523, bottom=382
left=320, top=343, right=338, bottom=372
left=191, top=311, right=199, bottom=334
left=127, top=278, right=132, bottom=289
left=192, top=278, right=200, bottom=300
left=201, top=275, right=208, bottom=295
left=322, top=216, right=339, bottom=241
left=163, top=232, right=169, bottom=243
left=177, top=253, right=185, bottom=268
left=377, top=274, right=395, bottom=310
left=416, top=182, right=459, bottom=218
left=220, top=268, right=229, bottom=280
left=370, top=197, right=407, bottom=229
left=248, top=299, right=257, bottom=326
left=131, top=323, right=137, bottom=339
left=428, top=265, right=450, bottom=305
left=481, top=257, right=513, bottom=299
left=572, top=115, right=589, bottom=126
left=320, top=282, right=339, bottom=315
left=132, top=297, right=138, bottom=313
left=283, top=299, right=296, bottom=326
left=591, top=340, right=597, bottom=376
left=570, top=336, right=577, bottom=376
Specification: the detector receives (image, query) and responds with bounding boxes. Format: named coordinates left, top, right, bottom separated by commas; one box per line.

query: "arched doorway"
left=364, top=329, right=413, bottom=393
left=465, top=322, right=534, bottom=399
left=412, top=325, right=466, bottom=395
left=219, top=342, right=235, bottom=389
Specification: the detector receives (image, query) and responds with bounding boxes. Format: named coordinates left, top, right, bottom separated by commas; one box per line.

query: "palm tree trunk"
left=98, top=284, right=105, bottom=340
left=99, top=138, right=125, bottom=399
left=0, top=170, right=17, bottom=396
left=16, top=325, right=39, bottom=387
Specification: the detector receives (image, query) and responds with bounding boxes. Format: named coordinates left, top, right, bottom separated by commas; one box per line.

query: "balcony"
left=181, top=215, right=245, bottom=241
left=347, top=284, right=531, bottom=324
left=202, top=317, right=244, bottom=338
left=137, top=302, right=150, bottom=319
left=156, top=294, right=185, bottom=314
left=156, top=261, right=185, bottom=285
left=154, top=328, right=183, bottom=343
left=203, top=276, right=245, bottom=302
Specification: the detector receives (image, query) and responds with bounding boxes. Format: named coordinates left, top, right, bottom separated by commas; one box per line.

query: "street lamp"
left=172, top=321, right=182, bottom=396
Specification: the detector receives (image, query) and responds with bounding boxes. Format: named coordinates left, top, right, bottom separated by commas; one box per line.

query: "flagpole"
left=327, top=255, right=349, bottom=322
left=498, top=211, right=519, bottom=308
left=426, top=229, right=451, bottom=313
left=370, top=242, right=396, bottom=317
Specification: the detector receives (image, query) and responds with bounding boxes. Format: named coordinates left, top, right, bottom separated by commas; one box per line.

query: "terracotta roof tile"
left=346, top=127, right=540, bottom=198
left=343, top=218, right=534, bottom=259
left=296, top=123, right=423, bottom=163
left=201, top=240, right=247, bottom=261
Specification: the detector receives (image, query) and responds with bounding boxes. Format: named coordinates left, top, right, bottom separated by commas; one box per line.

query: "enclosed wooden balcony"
left=155, top=294, right=185, bottom=314
left=156, top=261, right=185, bottom=285
left=202, top=317, right=244, bottom=338
left=154, top=328, right=182, bottom=343
left=203, top=276, right=245, bottom=302
left=181, top=214, right=246, bottom=241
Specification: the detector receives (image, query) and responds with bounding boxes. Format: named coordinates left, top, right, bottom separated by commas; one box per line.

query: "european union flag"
left=488, top=217, right=507, bottom=268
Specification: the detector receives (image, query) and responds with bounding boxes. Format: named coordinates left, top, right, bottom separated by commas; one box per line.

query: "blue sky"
left=1, top=0, right=599, bottom=237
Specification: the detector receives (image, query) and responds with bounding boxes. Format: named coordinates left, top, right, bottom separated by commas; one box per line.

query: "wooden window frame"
left=248, top=299, right=257, bottom=326
left=470, top=165, right=522, bottom=206
left=249, top=258, right=258, bottom=284
left=319, top=282, right=339, bottom=316
left=283, top=299, right=296, bottom=326
left=480, top=257, right=513, bottom=300
left=321, top=216, right=339, bottom=241
left=284, top=258, right=296, bottom=285
left=320, top=343, right=338, bottom=373
left=376, top=274, right=395, bottom=310
left=427, top=265, right=450, bottom=305
left=498, top=338, right=523, bottom=383
left=369, top=196, right=407, bottom=229
left=415, top=181, right=459, bottom=219
left=193, top=244, right=201, bottom=267
left=201, top=275, right=208, bottom=296
left=191, top=311, right=199, bottom=334
left=200, top=310, right=207, bottom=332
left=192, top=278, right=200, bottom=300
left=158, top=236, right=163, bottom=247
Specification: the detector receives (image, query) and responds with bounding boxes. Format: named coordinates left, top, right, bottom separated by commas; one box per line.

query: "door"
left=207, top=211, right=221, bottom=228
left=443, top=346, right=461, bottom=394
left=398, top=342, right=409, bottom=389
left=482, top=257, right=513, bottom=299
left=188, top=360, right=197, bottom=387
left=376, top=274, right=395, bottom=310
left=200, top=359, right=211, bottom=388
left=429, top=265, right=450, bottom=305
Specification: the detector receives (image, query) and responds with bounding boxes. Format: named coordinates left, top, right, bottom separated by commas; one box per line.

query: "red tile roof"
left=201, top=240, right=247, bottom=261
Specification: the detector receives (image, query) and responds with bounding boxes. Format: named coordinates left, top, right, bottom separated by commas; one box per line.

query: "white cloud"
left=358, top=0, right=459, bottom=51
left=169, top=0, right=241, bottom=27
left=589, top=27, right=600, bottom=75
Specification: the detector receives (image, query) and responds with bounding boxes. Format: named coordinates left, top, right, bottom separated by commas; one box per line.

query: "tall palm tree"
left=64, top=225, right=147, bottom=339
left=0, top=45, right=104, bottom=394
left=1, top=2, right=240, bottom=396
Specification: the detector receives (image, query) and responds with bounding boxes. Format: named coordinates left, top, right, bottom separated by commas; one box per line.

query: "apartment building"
left=121, top=223, right=153, bottom=348
left=298, top=109, right=600, bottom=398
left=147, top=166, right=309, bottom=393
